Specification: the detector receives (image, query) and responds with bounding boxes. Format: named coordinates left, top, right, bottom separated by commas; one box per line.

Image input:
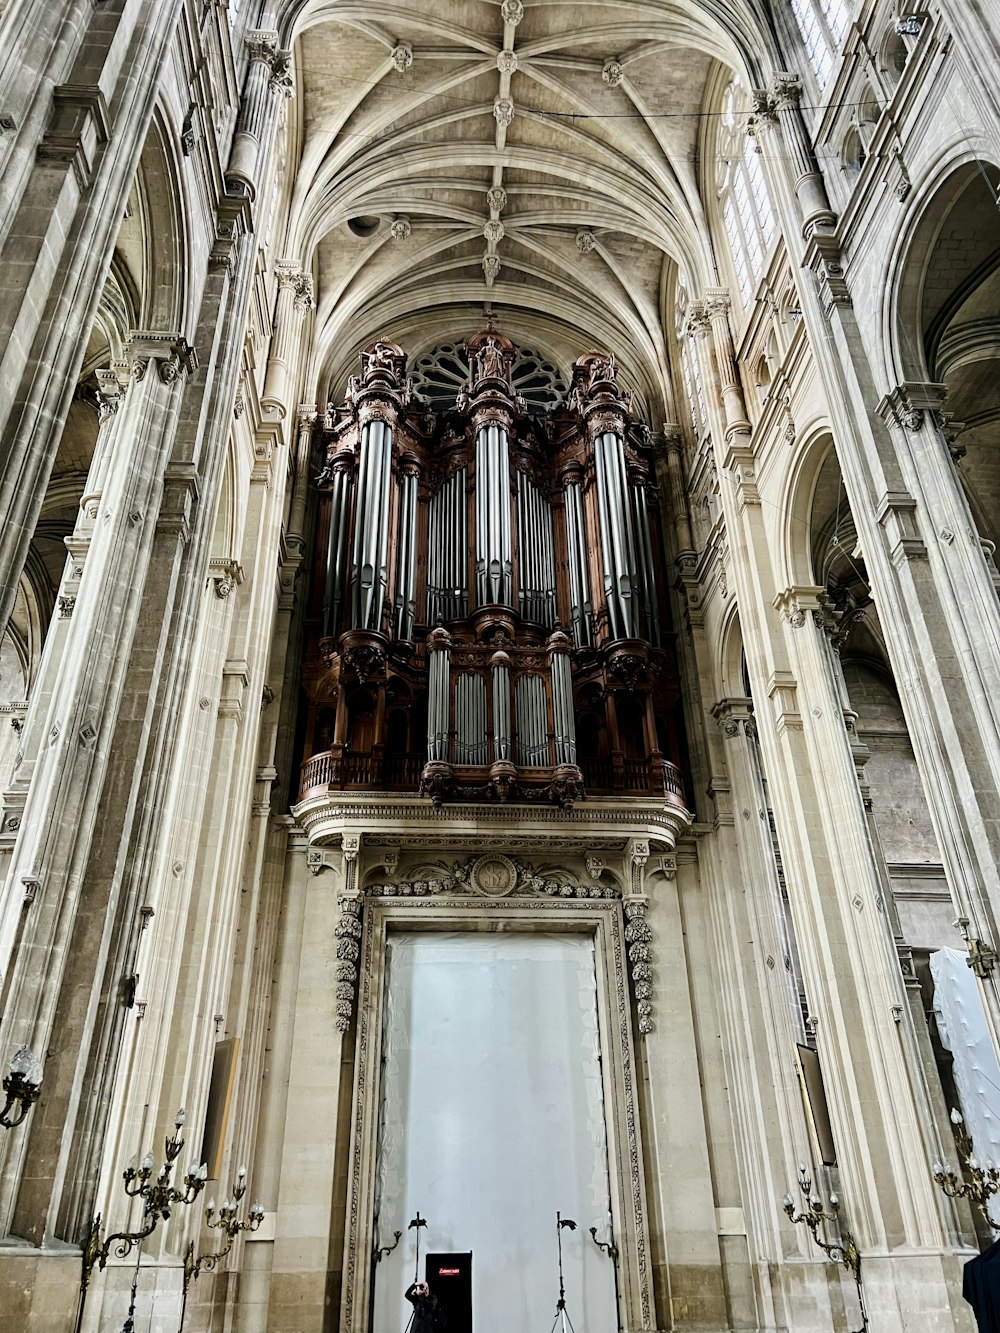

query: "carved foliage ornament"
left=366, top=854, right=622, bottom=900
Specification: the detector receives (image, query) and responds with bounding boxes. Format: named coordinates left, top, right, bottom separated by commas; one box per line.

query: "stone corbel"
left=157, top=462, right=201, bottom=543
left=306, top=848, right=334, bottom=876
left=773, top=585, right=825, bottom=630
left=803, top=221, right=850, bottom=314
left=874, top=489, right=927, bottom=567
left=877, top=380, right=947, bottom=435
left=38, top=83, right=110, bottom=188
left=625, top=838, right=650, bottom=895
left=209, top=557, right=245, bottom=599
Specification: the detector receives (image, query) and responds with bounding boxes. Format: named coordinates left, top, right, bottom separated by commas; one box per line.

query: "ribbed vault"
left=275, top=0, right=775, bottom=408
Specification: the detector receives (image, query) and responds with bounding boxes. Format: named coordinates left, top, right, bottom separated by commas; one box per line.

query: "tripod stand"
left=402, top=1211, right=428, bottom=1333
left=550, top=1212, right=578, bottom=1333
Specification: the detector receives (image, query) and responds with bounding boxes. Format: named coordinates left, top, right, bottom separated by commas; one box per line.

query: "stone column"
left=0, top=1, right=184, bottom=635
left=688, top=294, right=963, bottom=1331
left=261, top=264, right=314, bottom=423
left=0, top=332, right=194, bottom=1238
left=755, top=62, right=1000, bottom=1064
left=226, top=32, right=294, bottom=201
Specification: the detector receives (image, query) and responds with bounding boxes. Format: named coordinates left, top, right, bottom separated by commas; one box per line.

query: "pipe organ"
left=299, top=331, right=687, bottom=812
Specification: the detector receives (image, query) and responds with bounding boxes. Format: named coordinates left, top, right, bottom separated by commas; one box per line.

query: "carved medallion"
left=469, top=853, right=517, bottom=896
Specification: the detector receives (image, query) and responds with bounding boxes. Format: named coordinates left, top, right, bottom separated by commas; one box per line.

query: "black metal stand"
left=549, top=1211, right=577, bottom=1333
left=403, top=1211, right=428, bottom=1333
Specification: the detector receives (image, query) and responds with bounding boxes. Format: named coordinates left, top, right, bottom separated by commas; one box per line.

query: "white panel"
left=373, top=933, right=617, bottom=1333
left=931, top=945, right=1000, bottom=1225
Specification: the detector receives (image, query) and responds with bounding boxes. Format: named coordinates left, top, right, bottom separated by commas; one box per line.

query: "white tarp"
left=930, top=945, right=1000, bottom=1224
left=372, top=932, right=618, bottom=1333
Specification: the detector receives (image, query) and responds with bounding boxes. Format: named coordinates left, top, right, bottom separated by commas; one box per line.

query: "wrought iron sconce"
left=783, top=1164, right=867, bottom=1332
left=78, top=1108, right=208, bottom=1331
left=1, top=1045, right=42, bottom=1128
left=374, top=1228, right=403, bottom=1262
left=933, top=1106, right=1000, bottom=1232
left=954, top=917, right=997, bottom=980
left=588, top=1225, right=618, bottom=1261
left=179, top=1166, right=264, bottom=1330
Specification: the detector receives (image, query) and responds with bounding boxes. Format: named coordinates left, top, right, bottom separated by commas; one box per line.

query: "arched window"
left=790, top=0, right=851, bottom=85
left=717, top=82, right=777, bottom=307
left=679, top=335, right=709, bottom=439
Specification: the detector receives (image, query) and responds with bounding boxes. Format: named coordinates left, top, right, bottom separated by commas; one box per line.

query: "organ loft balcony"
left=295, top=332, right=690, bottom=816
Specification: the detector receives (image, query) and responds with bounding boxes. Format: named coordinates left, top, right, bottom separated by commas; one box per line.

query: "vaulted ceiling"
left=283, top=0, right=773, bottom=411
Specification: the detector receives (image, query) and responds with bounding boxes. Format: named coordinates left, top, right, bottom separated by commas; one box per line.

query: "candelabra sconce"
left=783, top=1165, right=867, bottom=1333
left=1, top=1045, right=43, bottom=1128
left=588, top=1225, right=619, bottom=1261
left=954, top=917, right=998, bottom=979
left=79, top=1109, right=208, bottom=1308
left=178, top=1166, right=264, bottom=1329
left=932, top=1106, right=1000, bottom=1233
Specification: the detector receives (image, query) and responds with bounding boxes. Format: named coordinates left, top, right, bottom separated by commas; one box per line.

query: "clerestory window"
left=717, top=82, right=777, bottom=308
left=790, top=0, right=851, bottom=85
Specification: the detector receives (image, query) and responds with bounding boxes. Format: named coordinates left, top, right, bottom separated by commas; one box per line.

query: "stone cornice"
left=291, top=791, right=690, bottom=850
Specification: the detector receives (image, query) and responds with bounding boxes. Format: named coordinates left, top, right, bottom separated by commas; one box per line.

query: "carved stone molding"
left=127, top=330, right=199, bottom=386
left=366, top=853, right=622, bottom=900
left=624, top=898, right=654, bottom=1033
left=334, top=898, right=363, bottom=1033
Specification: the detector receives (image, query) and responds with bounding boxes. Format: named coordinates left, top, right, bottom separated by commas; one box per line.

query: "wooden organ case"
left=298, top=331, right=688, bottom=814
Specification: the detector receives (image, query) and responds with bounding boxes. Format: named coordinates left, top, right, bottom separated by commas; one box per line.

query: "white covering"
left=372, top=933, right=618, bottom=1333
left=930, top=945, right=1000, bottom=1224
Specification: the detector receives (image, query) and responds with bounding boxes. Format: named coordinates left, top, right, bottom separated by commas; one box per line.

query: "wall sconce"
left=787, top=306, right=803, bottom=325
left=79, top=1109, right=208, bottom=1326
left=932, top=1107, right=1000, bottom=1232
left=179, top=1165, right=264, bottom=1329
left=783, top=1164, right=867, bottom=1332
left=1, top=1045, right=42, bottom=1128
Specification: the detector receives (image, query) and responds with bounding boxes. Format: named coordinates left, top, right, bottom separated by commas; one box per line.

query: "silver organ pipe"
left=515, top=674, right=548, bottom=767
left=350, top=419, right=393, bottom=630
left=475, top=423, right=512, bottom=606
left=455, top=672, right=488, bottom=765
left=427, top=637, right=451, bottom=761
left=594, top=430, right=639, bottom=640
left=491, top=656, right=511, bottom=761
left=427, top=467, right=469, bottom=622
left=550, top=646, right=577, bottom=765
left=394, top=470, right=418, bottom=639
left=323, top=466, right=352, bottom=638
left=517, top=472, right=556, bottom=626
left=631, top=483, right=660, bottom=646
left=563, top=479, right=591, bottom=647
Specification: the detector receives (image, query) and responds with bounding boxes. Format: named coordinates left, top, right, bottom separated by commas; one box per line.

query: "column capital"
left=126, top=330, right=198, bottom=386
left=773, top=585, right=825, bottom=629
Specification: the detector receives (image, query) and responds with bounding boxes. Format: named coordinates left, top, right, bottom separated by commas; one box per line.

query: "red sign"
left=437, top=1268, right=460, bottom=1277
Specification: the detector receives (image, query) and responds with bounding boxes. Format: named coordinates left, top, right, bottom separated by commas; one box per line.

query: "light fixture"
left=179, top=1164, right=264, bottom=1329
left=1, top=1045, right=43, bottom=1128
left=932, top=1107, right=1000, bottom=1231
left=783, top=1164, right=867, bottom=1331
left=80, top=1108, right=208, bottom=1321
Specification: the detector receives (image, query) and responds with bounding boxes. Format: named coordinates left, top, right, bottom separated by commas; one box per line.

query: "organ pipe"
left=631, top=484, right=660, bottom=646
left=515, top=674, right=548, bottom=766
left=323, top=466, right=352, bottom=637
left=395, top=469, right=418, bottom=639
left=476, top=423, right=512, bottom=606
left=350, top=419, right=393, bottom=630
left=427, top=632, right=450, bottom=761
left=549, top=634, right=577, bottom=765
left=563, top=479, right=591, bottom=646
left=593, top=431, right=640, bottom=640
left=517, top=472, right=556, bottom=626
left=491, top=655, right=511, bottom=761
